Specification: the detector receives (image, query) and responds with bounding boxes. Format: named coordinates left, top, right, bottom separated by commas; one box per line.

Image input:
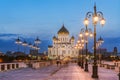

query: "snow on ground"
left=88, top=65, right=118, bottom=80
left=0, top=63, right=119, bottom=80
left=48, top=64, right=93, bottom=80
left=0, top=65, right=60, bottom=80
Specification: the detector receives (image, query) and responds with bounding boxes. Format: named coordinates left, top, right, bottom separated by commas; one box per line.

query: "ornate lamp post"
left=84, top=4, right=105, bottom=78
left=75, top=40, right=83, bottom=67
left=22, top=40, right=28, bottom=53
left=97, top=36, right=104, bottom=64
left=81, top=43, right=84, bottom=68
left=15, top=37, right=22, bottom=52
left=34, top=37, right=41, bottom=54
left=77, top=36, right=85, bottom=68
left=34, top=37, right=41, bottom=46
left=79, top=27, right=93, bottom=72
left=28, top=42, right=33, bottom=49
left=98, top=36, right=104, bottom=44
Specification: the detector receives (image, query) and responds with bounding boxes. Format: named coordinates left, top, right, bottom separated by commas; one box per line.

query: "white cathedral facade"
left=48, top=24, right=78, bottom=60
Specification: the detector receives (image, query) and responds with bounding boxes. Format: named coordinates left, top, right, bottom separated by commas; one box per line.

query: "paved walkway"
left=0, top=65, right=60, bottom=80
left=0, top=63, right=119, bottom=80
left=88, top=64, right=118, bottom=80
left=48, top=63, right=118, bottom=80
left=48, top=63, right=93, bottom=80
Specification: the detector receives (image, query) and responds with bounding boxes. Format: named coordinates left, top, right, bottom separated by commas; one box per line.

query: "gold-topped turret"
left=57, top=24, right=69, bottom=35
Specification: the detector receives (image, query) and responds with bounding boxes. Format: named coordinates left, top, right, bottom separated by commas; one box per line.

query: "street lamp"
left=34, top=37, right=41, bottom=54
left=15, top=37, right=22, bottom=52
left=84, top=3, right=105, bottom=78
left=22, top=40, right=28, bottom=53
left=79, top=27, right=93, bottom=72
left=77, top=36, right=85, bottom=68
left=28, top=42, right=33, bottom=49
left=97, top=36, right=104, bottom=64
left=75, top=40, right=83, bottom=67
left=34, top=37, right=41, bottom=46
left=98, top=36, right=104, bottom=44
left=80, top=44, right=84, bottom=69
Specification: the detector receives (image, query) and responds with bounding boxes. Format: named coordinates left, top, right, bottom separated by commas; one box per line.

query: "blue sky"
left=0, top=0, right=120, bottom=53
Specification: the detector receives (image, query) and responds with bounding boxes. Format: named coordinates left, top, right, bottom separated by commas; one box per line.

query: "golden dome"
left=57, top=24, right=69, bottom=35
left=70, top=36, right=75, bottom=42
left=53, top=36, right=57, bottom=40
left=71, top=36, right=74, bottom=40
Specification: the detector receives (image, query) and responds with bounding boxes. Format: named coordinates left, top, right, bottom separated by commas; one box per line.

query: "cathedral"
left=48, top=24, right=78, bottom=60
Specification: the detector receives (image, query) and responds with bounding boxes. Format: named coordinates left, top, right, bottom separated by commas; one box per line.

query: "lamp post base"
left=81, top=61, right=84, bottom=68
left=78, top=61, right=81, bottom=66
left=92, top=65, right=98, bottom=78
left=84, top=63, right=89, bottom=72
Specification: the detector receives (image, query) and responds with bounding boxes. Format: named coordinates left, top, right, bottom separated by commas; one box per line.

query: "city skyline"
left=0, top=0, right=120, bottom=53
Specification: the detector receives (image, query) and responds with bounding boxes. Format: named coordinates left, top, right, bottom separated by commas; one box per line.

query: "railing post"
left=118, top=67, right=120, bottom=80
left=0, top=64, right=1, bottom=71
left=5, top=64, right=7, bottom=71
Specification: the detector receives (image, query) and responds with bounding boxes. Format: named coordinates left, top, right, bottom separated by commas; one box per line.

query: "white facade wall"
left=48, top=26, right=78, bottom=59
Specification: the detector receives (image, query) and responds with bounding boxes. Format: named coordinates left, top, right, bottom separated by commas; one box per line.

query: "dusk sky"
left=0, top=0, right=120, bottom=53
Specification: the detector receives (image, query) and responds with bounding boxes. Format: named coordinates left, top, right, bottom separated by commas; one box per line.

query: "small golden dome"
left=70, top=36, right=75, bottom=42
left=53, top=36, right=57, bottom=40
left=71, top=36, right=74, bottom=40
left=57, top=24, right=69, bottom=35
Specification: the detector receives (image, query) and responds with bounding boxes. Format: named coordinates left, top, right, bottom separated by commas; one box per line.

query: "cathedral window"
left=62, top=50, right=66, bottom=54
left=68, top=50, right=70, bottom=54
left=72, top=51, right=74, bottom=54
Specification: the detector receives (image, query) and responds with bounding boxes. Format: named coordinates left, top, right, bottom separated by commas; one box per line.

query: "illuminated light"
left=77, top=40, right=80, bottom=43
left=85, top=30, right=89, bottom=36
left=74, top=46, right=77, bottom=49
left=22, top=43, right=28, bottom=46
left=82, top=44, right=84, bottom=47
left=34, top=37, right=41, bottom=44
left=79, top=33, right=83, bottom=37
left=29, top=45, right=33, bottom=48
left=84, top=18, right=89, bottom=26
left=15, top=38, right=22, bottom=44
left=79, top=43, right=81, bottom=46
left=93, top=16, right=98, bottom=23
left=81, top=37, right=84, bottom=43
left=100, top=18, right=105, bottom=26
left=15, top=41, right=22, bottom=44
left=85, top=40, right=88, bottom=43
left=90, top=33, right=93, bottom=37
left=0, top=58, right=3, bottom=62
left=101, top=40, right=104, bottom=43
left=81, top=39, right=84, bottom=43
left=79, top=47, right=82, bottom=49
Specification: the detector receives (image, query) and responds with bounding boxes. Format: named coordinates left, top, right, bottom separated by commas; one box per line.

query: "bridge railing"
left=0, top=62, right=27, bottom=72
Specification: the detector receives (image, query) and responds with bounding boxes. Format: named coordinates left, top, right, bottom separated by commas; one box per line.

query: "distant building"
left=13, top=52, right=26, bottom=57
left=29, top=49, right=38, bottom=56
left=96, top=48, right=107, bottom=55
left=0, top=51, right=4, bottom=56
left=98, top=47, right=120, bottom=57
left=113, top=47, right=118, bottom=56
left=6, top=51, right=14, bottom=56
left=48, top=24, right=78, bottom=59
